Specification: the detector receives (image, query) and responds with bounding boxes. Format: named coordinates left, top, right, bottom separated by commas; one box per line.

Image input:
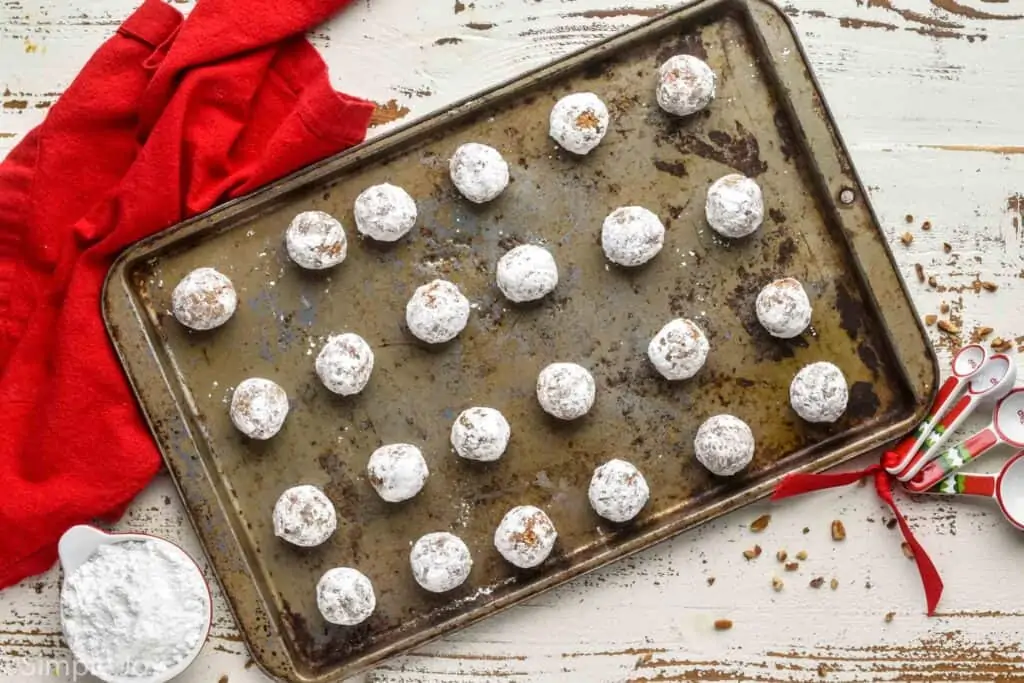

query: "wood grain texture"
left=2, top=0, right=1024, bottom=681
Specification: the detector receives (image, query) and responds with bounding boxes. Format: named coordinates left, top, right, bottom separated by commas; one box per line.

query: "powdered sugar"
left=588, top=459, right=650, bottom=523
left=273, top=485, right=337, bottom=547
left=601, top=206, right=666, bottom=267
left=410, top=532, right=473, bottom=593
left=353, top=183, right=417, bottom=242
left=694, top=414, right=755, bottom=476
left=549, top=92, right=610, bottom=155
left=496, top=244, right=559, bottom=303
left=493, top=505, right=558, bottom=568
left=61, top=540, right=210, bottom=681
left=449, top=143, right=510, bottom=203
left=317, top=567, right=376, bottom=626
left=656, top=54, right=716, bottom=117
left=756, top=278, right=812, bottom=339
left=536, top=362, right=596, bottom=420
left=171, top=267, right=237, bottom=331
left=229, top=377, right=289, bottom=440
left=451, top=407, right=511, bottom=462
left=315, top=333, right=375, bottom=396
left=790, top=361, right=848, bottom=423
left=367, top=443, right=429, bottom=503
left=647, top=318, right=709, bottom=381
left=705, top=173, right=764, bottom=238
left=405, top=279, right=471, bottom=344
left=285, top=210, right=347, bottom=270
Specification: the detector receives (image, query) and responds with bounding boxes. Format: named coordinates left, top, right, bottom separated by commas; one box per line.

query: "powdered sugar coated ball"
left=549, top=92, right=610, bottom=155
left=656, top=54, right=716, bottom=116
left=367, top=443, right=429, bottom=503
left=537, top=362, right=596, bottom=420
left=493, top=505, right=558, bottom=569
left=405, top=279, right=471, bottom=344
left=694, top=414, right=755, bottom=476
left=601, top=206, right=666, bottom=267
left=273, top=485, right=337, bottom=547
left=756, top=278, right=812, bottom=339
left=790, top=361, right=848, bottom=423
left=410, top=532, right=473, bottom=593
left=315, top=333, right=374, bottom=396
left=317, top=568, right=375, bottom=626
left=171, top=267, right=237, bottom=331
left=705, top=174, right=764, bottom=238
left=588, top=459, right=650, bottom=523
left=230, top=377, right=289, bottom=440
left=647, top=318, right=709, bottom=381
left=449, top=143, right=510, bottom=204
left=285, top=211, right=347, bottom=270
left=496, top=245, right=558, bottom=303
left=353, top=183, right=417, bottom=242
left=451, top=407, right=511, bottom=462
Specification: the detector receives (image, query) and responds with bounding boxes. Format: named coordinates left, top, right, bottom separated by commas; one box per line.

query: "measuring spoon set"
left=881, top=344, right=1024, bottom=524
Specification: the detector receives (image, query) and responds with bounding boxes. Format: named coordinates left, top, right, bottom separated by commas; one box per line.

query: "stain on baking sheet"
left=667, top=121, right=768, bottom=177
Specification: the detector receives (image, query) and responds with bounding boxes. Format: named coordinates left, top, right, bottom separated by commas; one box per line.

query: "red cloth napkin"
left=0, top=0, right=373, bottom=588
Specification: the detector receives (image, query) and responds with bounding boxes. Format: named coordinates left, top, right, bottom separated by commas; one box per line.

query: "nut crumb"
left=830, top=578, right=839, bottom=590
left=981, top=281, right=998, bottom=292
left=977, top=326, right=994, bottom=339
left=714, top=619, right=733, bottom=631
left=772, top=576, right=784, bottom=592
left=707, top=576, right=716, bottom=586
left=818, top=662, right=829, bottom=678
left=796, top=550, right=808, bottom=561
left=901, top=542, right=915, bottom=559
left=904, top=214, right=914, bottom=223
left=886, top=518, right=898, bottom=530
left=900, top=231, right=914, bottom=246
left=742, top=545, right=762, bottom=560
left=914, top=263, right=925, bottom=282
left=802, top=526, right=810, bottom=534
left=831, top=520, right=846, bottom=541
left=937, top=320, right=959, bottom=335
left=921, top=220, right=932, bottom=231
left=749, top=514, right=771, bottom=532
left=924, top=314, right=937, bottom=326
left=943, top=242, right=952, bottom=253
left=884, top=611, right=895, bottom=623
left=940, top=302, right=950, bottom=314
left=993, top=337, right=1013, bottom=352
left=809, top=577, right=825, bottom=589
left=928, top=275, right=938, bottom=288
left=785, top=561, right=799, bottom=572
left=776, top=549, right=788, bottom=563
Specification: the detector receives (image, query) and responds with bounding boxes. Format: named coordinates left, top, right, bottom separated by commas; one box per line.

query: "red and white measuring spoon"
left=923, top=450, right=1024, bottom=531
left=905, top=386, right=1024, bottom=493
left=891, top=352, right=1016, bottom=482
left=883, top=344, right=989, bottom=478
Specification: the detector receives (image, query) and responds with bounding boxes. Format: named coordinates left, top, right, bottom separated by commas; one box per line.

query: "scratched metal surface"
left=102, top=0, right=935, bottom=680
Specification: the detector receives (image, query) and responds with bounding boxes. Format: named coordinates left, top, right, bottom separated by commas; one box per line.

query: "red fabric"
left=0, top=0, right=373, bottom=588
left=772, top=459, right=944, bottom=615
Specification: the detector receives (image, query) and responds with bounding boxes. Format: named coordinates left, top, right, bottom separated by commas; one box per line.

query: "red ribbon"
left=771, top=457, right=943, bottom=615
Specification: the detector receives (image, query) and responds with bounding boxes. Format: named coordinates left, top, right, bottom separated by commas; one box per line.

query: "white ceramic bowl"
left=57, top=525, right=213, bottom=683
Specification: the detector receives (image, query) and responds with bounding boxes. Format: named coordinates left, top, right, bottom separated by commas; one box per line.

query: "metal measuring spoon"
left=896, top=353, right=1016, bottom=482
left=925, top=450, right=1024, bottom=532
left=906, top=384, right=1024, bottom=493
left=884, top=344, right=989, bottom=478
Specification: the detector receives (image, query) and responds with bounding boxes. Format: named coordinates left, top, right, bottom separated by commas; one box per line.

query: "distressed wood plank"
left=2, top=0, right=1024, bottom=681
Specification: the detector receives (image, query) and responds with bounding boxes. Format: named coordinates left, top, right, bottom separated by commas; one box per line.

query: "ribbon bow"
left=772, top=456, right=943, bottom=615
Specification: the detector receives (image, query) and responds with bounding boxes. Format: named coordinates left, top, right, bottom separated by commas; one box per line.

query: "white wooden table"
left=3, top=0, right=1024, bottom=680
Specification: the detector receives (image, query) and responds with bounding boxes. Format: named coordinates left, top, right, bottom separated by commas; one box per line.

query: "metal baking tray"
left=103, top=0, right=936, bottom=679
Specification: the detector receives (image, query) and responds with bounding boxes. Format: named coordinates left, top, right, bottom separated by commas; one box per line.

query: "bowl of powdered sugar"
left=57, top=525, right=212, bottom=683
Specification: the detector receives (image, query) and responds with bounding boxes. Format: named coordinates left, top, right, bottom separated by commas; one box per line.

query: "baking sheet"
left=103, top=0, right=937, bottom=680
